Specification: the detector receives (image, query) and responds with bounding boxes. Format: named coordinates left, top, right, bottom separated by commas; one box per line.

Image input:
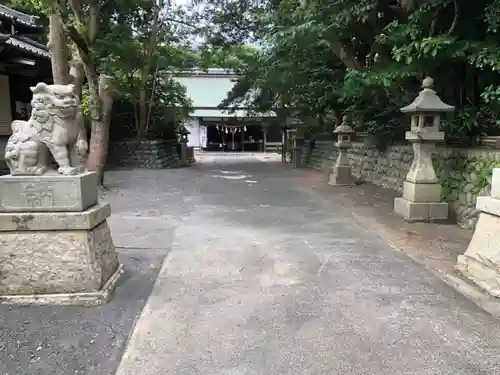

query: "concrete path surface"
left=111, top=153, right=500, bottom=375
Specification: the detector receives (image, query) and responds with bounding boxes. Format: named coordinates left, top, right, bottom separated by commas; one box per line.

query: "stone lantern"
left=286, top=128, right=296, bottom=164
left=329, top=115, right=355, bottom=186
left=177, top=124, right=190, bottom=143
left=176, top=124, right=190, bottom=165
left=394, top=77, right=454, bottom=221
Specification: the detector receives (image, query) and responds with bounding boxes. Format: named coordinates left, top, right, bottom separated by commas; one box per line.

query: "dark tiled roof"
left=0, top=33, right=49, bottom=58
left=0, top=4, right=39, bottom=27
left=16, top=35, right=47, bottom=51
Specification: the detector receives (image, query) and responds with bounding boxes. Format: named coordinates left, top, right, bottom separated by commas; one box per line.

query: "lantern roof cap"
left=400, top=77, right=455, bottom=113
left=177, top=124, right=190, bottom=135
left=334, top=124, right=354, bottom=133
left=334, top=115, right=354, bottom=133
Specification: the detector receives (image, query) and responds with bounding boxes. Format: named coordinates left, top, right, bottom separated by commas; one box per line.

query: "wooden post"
left=263, top=125, right=267, bottom=153
left=241, top=125, right=245, bottom=152
left=281, top=128, right=286, bottom=163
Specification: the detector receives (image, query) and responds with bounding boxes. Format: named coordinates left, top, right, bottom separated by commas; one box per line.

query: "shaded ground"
left=2, top=153, right=500, bottom=375
left=112, top=153, right=500, bottom=375
left=294, top=166, right=500, bottom=317
left=0, top=161, right=194, bottom=375
left=0, top=248, right=167, bottom=375
left=296, top=167, right=472, bottom=273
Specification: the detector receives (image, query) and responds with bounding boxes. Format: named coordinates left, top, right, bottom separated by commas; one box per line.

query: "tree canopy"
left=193, top=0, right=500, bottom=145
left=9, top=0, right=199, bottom=137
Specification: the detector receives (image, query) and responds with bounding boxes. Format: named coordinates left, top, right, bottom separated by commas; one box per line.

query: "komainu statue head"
left=30, top=82, right=80, bottom=122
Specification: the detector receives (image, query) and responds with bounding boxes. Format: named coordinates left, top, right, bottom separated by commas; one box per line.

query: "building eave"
left=4, top=35, right=50, bottom=59
left=0, top=4, right=40, bottom=28
left=189, top=107, right=276, bottom=118
left=168, top=68, right=242, bottom=79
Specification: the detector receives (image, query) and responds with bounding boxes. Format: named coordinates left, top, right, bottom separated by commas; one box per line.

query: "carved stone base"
left=394, top=197, right=448, bottom=222
left=402, top=180, right=441, bottom=202
left=0, top=171, right=98, bottom=212
left=0, top=203, right=123, bottom=305
left=456, top=198, right=500, bottom=297
left=179, top=142, right=189, bottom=166
left=329, top=165, right=355, bottom=186
left=0, top=264, right=124, bottom=306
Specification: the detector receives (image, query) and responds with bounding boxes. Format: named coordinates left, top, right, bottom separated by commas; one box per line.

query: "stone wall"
left=306, top=140, right=500, bottom=230
left=107, top=139, right=181, bottom=169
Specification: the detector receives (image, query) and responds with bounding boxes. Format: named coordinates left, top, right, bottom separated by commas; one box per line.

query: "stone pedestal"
left=292, top=147, right=303, bottom=168
left=0, top=172, right=123, bottom=305
left=456, top=169, right=500, bottom=297
left=179, top=141, right=189, bottom=166
left=292, top=138, right=304, bottom=168
left=394, top=196, right=448, bottom=222
left=394, top=135, right=448, bottom=222
left=187, top=146, right=195, bottom=164
left=329, top=149, right=354, bottom=186
left=0, top=171, right=98, bottom=212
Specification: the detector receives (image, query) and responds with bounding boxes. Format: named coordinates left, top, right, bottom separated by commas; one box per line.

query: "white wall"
left=173, top=71, right=276, bottom=118
left=174, top=76, right=236, bottom=108
left=185, top=117, right=200, bottom=148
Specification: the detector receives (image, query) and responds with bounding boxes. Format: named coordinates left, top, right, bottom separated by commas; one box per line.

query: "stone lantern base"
left=0, top=172, right=123, bottom=306
left=394, top=180, right=448, bottom=222
left=456, top=169, right=500, bottom=297
left=178, top=141, right=190, bottom=166
left=329, top=164, right=355, bottom=186
left=329, top=146, right=355, bottom=186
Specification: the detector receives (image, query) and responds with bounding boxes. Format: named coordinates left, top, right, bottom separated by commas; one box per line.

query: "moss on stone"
left=306, top=138, right=500, bottom=230
left=433, top=154, right=500, bottom=202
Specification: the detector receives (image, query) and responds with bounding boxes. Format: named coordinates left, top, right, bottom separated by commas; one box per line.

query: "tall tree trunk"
left=97, top=75, right=114, bottom=185
left=54, top=0, right=114, bottom=185
left=66, top=0, right=111, bottom=185
left=138, top=88, right=147, bottom=138
left=69, top=59, right=85, bottom=98
left=86, top=69, right=113, bottom=186
left=85, top=69, right=101, bottom=172
left=85, top=72, right=114, bottom=185
left=138, top=2, right=161, bottom=137
left=333, top=42, right=363, bottom=70
left=84, top=62, right=110, bottom=185
left=145, top=59, right=161, bottom=136
left=133, top=100, right=142, bottom=138
left=47, top=8, right=70, bottom=84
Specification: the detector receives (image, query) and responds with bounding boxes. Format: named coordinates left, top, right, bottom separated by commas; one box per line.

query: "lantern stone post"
left=456, top=168, right=500, bottom=296
left=292, top=136, right=304, bottom=168
left=284, top=127, right=296, bottom=163
left=329, top=115, right=355, bottom=186
left=394, top=77, right=454, bottom=222
left=177, top=124, right=190, bottom=166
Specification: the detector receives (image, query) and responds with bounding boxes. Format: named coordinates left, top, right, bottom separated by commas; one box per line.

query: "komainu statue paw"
left=34, top=166, right=46, bottom=175
left=58, top=166, right=78, bottom=176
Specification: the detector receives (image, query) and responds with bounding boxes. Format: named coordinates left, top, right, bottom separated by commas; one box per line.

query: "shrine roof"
left=0, top=4, right=40, bottom=27
left=0, top=33, right=50, bottom=59
left=400, top=77, right=455, bottom=113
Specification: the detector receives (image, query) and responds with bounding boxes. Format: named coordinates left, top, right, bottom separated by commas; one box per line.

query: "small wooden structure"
left=0, top=4, right=51, bottom=137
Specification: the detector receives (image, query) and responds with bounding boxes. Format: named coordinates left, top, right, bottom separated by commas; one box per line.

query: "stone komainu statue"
left=5, top=82, right=88, bottom=176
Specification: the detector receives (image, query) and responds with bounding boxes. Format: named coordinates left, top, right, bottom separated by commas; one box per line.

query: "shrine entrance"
left=202, top=119, right=272, bottom=152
